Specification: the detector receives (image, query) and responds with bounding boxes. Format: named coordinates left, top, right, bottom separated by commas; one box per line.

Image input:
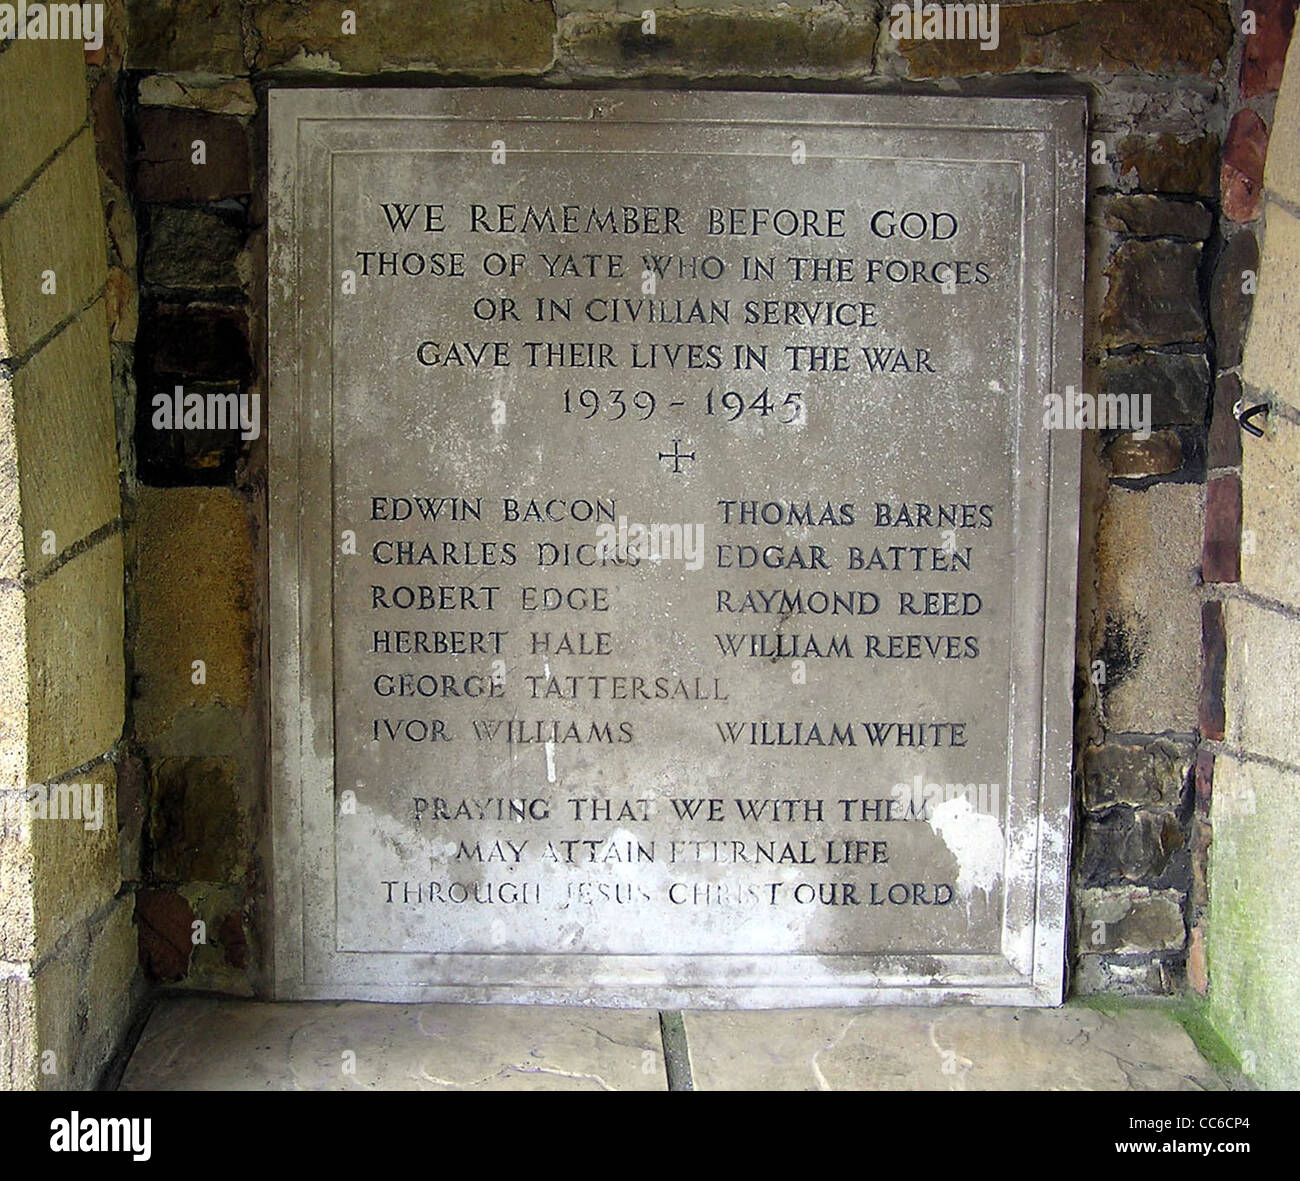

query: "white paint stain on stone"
left=929, top=797, right=1004, bottom=896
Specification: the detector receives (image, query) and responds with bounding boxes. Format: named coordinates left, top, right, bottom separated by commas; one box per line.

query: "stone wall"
left=109, top=0, right=1278, bottom=1006
left=1207, top=20, right=1300, bottom=1092
left=0, top=29, right=140, bottom=1090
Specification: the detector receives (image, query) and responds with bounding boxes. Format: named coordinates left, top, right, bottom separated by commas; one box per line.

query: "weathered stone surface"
left=1096, top=351, right=1211, bottom=427
left=1079, top=887, right=1186, bottom=954
left=133, top=109, right=250, bottom=202
left=91, top=75, right=127, bottom=191
left=560, top=6, right=877, bottom=75
left=1241, top=404, right=1300, bottom=608
left=135, top=888, right=194, bottom=981
left=1208, top=755, right=1300, bottom=1089
left=133, top=488, right=254, bottom=743
left=151, top=757, right=246, bottom=882
left=1094, top=195, right=1213, bottom=240
left=25, top=535, right=125, bottom=785
left=106, top=266, right=137, bottom=343
left=1200, top=601, right=1227, bottom=741
left=1267, top=29, right=1300, bottom=205
left=0, top=38, right=87, bottom=207
left=1082, top=740, right=1194, bottom=811
left=126, top=0, right=246, bottom=74
left=218, top=909, right=248, bottom=970
left=1099, top=241, right=1206, bottom=347
left=1241, top=0, right=1299, bottom=98
left=31, top=766, right=119, bottom=956
left=1079, top=807, right=1186, bottom=888
left=32, top=956, right=77, bottom=1089
left=1116, top=134, right=1219, bottom=197
left=1202, top=474, right=1242, bottom=583
left=1211, top=230, right=1259, bottom=372
left=142, top=207, right=245, bottom=291
left=895, top=0, right=1232, bottom=78
left=0, top=785, right=35, bottom=962
left=1224, top=597, right=1300, bottom=768
left=120, top=998, right=666, bottom=1090
left=1106, top=430, right=1183, bottom=479
left=1187, top=921, right=1208, bottom=995
left=1072, top=955, right=1172, bottom=996
left=138, top=76, right=257, bottom=117
left=11, top=301, right=120, bottom=578
left=1222, top=110, right=1271, bottom=223
left=0, top=975, right=36, bottom=1091
left=682, top=1006, right=1224, bottom=1090
left=83, top=897, right=138, bottom=1081
left=1242, top=205, right=1300, bottom=412
left=0, top=131, right=109, bottom=361
left=1209, top=373, right=1244, bottom=470
left=1095, top=484, right=1203, bottom=734
left=253, top=0, right=556, bottom=73
left=138, top=301, right=251, bottom=381
left=268, top=88, right=1086, bottom=1004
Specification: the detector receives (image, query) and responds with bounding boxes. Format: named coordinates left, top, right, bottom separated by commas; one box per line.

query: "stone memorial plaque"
left=269, top=89, right=1085, bottom=1005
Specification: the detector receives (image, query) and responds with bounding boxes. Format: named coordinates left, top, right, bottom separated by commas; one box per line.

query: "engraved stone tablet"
left=269, top=89, right=1085, bottom=1005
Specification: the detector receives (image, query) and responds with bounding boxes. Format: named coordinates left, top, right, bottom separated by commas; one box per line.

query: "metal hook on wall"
left=1234, top=399, right=1270, bottom=438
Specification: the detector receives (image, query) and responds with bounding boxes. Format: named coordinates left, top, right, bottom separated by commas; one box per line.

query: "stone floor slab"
left=683, top=1006, right=1228, bottom=1091
left=119, top=998, right=666, bottom=1091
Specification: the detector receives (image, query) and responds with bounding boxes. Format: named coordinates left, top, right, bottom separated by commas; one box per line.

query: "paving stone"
left=683, top=1006, right=1226, bottom=1090
left=119, top=997, right=666, bottom=1090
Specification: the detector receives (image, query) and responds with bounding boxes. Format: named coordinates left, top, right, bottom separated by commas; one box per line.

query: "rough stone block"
left=142, top=207, right=245, bottom=291
left=1210, top=229, right=1259, bottom=371
left=1241, top=405, right=1300, bottom=608
left=1241, top=0, right=1299, bottom=98
left=0, top=38, right=87, bottom=206
left=1208, top=755, right=1300, bottom=1089
left=1078, top=806, right=1187, bottom=888
left=1208, top=373, right=1243, bottom=471
left=1242, top=204, right=1300, bottom=411
left=90, top=74, right=127, bottom=190
left=1115, top=133, right=1219, bottom=197
left=1106, top=430, right=1183, bottom=480
left=25, top=535, right=125, bottom=785
left=150, top=757, right=246, bottom=882
left=133, top=488, right=253, bottom=744
left=1099, top=241, right=1206, bottom=347
left=1224, top=597, right=1300, bottom=768
left=1094, top=483, right=1203, bottom=733
left=1072, top=955, right=1172, bottom=997
left=31, top=765, right=120, bottom=957
left=1082, top=739, right=1194, bottom=811
left=894, top=0, right=1231, bottom=78
left=560, top=6, right=877, bottom=76
left=138, top=76, right=257, bottom=117
left=1095, top=347, right=1211, bottom=429
left=11, top=300, right=120, bottom=579
left=1094, top=195, right=1213, bottom=240
left=0, top=131, right=109, bottom=360
left=1200, top=600, right=1227, bottom=741
left=1079, top=887, right=1186, bottom=953
left=126, top=0, right=246, bottom=74
left=253, top=0, right=556, bottom=73
left=1202, top=474, right=1242, bottom=583
left=1222, top=109, right=1270, bottom=223
left=133, top=109, right=250, bottom=202
left=135, top=888, right=194, bottom=982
